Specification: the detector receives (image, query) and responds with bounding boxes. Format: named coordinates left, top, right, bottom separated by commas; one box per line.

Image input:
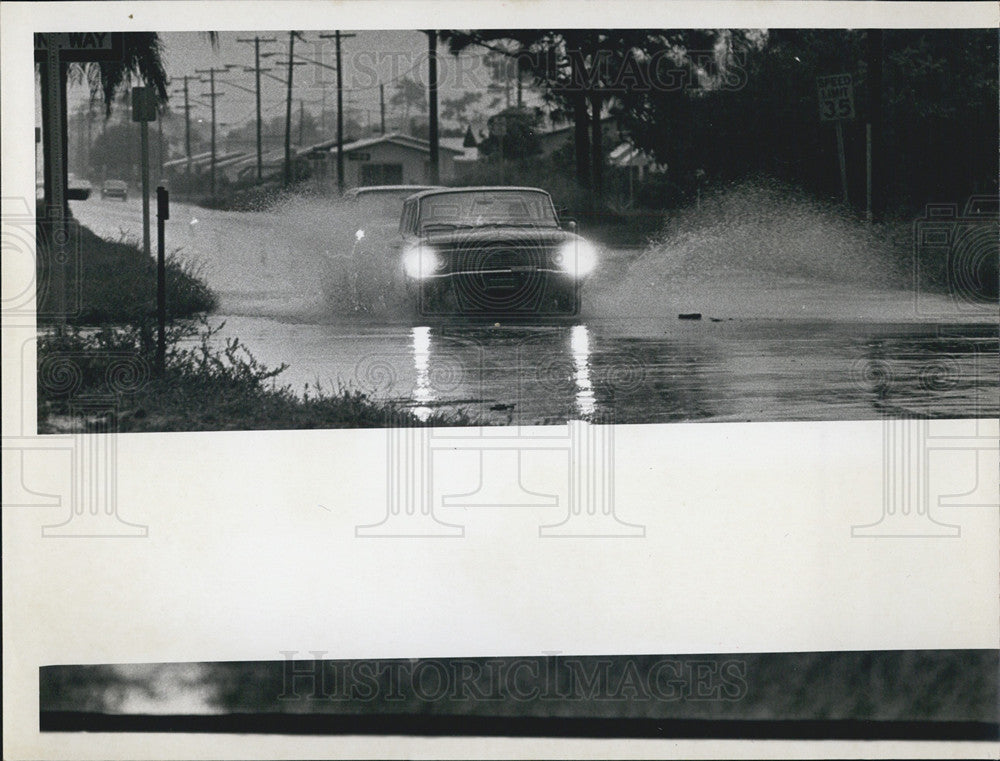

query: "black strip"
left=39, top=712, right=1000, bottom=740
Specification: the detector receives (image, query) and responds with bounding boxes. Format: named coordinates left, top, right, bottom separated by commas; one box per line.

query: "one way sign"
left=34, top=32, right=123, bottom=62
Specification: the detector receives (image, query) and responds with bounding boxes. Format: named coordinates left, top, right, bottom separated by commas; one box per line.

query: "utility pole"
left=171, top=76, right=193, bottom=181
left=318, top=31, right=356, bottom=194
left=299, top=99, right=305, bottom=144
left=195, top=66, right=229, bottom=199
left=866, top=29, right=884, bottom=222
left=237, top=35, right=277, bottom=181
left=426, top=30, right=440, bottom=185
left=379, top=83, right=386, bottom=134
left=321, top=83, right=327, bottom=135
left=279, top=32, right=301, bottom=186
left=157, top=105, right=164, bottom=177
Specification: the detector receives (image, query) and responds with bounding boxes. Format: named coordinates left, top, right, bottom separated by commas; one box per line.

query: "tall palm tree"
left=41, top=32, right=216, bottom=211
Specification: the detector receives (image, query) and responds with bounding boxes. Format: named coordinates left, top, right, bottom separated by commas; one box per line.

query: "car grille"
left=441, top=244, right=556, bottom=274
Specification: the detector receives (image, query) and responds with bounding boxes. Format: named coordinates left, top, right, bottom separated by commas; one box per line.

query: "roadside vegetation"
left=35, top=212, right=472, bottom=432
left=37, top=320, right=471, bottom=433
left=36, top=207, right=216, bottom=325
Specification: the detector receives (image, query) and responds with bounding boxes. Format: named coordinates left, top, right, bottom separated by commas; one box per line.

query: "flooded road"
left=69, top=190, right=998, bottom=425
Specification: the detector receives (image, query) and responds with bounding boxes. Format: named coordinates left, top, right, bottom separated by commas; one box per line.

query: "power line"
left=317, top=31, right=356, bottom=193
left=236, top=35, right=277, bottom=181
left=194, top=65, right=231, bottom=199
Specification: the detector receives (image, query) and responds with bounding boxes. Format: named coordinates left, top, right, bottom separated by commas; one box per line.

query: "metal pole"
left=867, top=29, right=884, bottom=222
left=866, top=123, right=872, bottom=222
left=156, top=186, right=169, bottom=376
left=285, top=32, right=295, bottom=186
left=379, top=84, right=386, bottom=134
left=209, top=69, right=217, bottom=198
left=239, top=36, right=276, bottom=182
left=157, top=108, right=164, bottom=177
left=183, top=76, right=191, bottom=178
left=835, top=121, right=849, bottom=207
left=141, top=119, right=151, bottom=257
left=336, top=30, right=344, bottom=193
left=195, top=69, right=227, bottom=197
left=299, top=98, right=305, bottom=144
left=427, top=30, right=440, bottom=184
left=254, top=39, right=263, bottom=180
left=43, top=39, right=67, bottom=324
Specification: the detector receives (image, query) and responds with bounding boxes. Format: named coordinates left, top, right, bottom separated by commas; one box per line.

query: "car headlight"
left=556, top=238, right=597, bottom=277
left=402, top=244, right=441, bottom=279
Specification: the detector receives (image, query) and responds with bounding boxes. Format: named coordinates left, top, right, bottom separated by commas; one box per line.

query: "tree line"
left=443, top=28, right=998, bottom=218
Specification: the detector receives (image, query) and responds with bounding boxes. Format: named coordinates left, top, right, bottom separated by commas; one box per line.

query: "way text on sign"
left=33, top=32, right=123, bottom=62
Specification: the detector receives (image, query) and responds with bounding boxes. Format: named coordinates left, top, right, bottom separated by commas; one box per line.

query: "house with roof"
left=319, top=133, right=464, bottom=188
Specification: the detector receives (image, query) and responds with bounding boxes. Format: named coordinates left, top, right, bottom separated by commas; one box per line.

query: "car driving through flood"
left=396, top=186, right=597, bottom=316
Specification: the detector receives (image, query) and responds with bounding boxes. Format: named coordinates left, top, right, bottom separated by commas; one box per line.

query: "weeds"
left=37, top=319, right=472, bottom=432
left=36, top=214, right=217, bottom=324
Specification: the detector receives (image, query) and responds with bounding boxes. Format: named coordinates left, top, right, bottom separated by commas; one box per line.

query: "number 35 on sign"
left=817, top=73, right=855, bottom=121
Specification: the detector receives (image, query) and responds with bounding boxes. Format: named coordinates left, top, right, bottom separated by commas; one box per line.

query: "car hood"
left=417, top=226, right=576, bottom=248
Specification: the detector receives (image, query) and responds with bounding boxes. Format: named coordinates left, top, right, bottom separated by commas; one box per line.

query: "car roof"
left=347, top=185, right=440, bottom=197
left=409, top=186, right=552, bottom=200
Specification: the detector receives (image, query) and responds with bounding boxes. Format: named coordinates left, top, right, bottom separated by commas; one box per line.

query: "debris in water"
left=489, top=402, right=515, bottom=411
left=678, top=312, right=702, bottom=320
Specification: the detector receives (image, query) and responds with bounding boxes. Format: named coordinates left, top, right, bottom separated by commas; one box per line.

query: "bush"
left=37, top=320, right=473, bottom=432
left=36, top=210, right=216, bottom=325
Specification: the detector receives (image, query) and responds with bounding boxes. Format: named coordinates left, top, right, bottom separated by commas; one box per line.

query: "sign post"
left=41, top=37, right=67, bottom=324
left=817, top=73, right=855, bottom=207
left=156, top=186, right=169, bottom=376
left=865, top=124, right=873, bottom=222
left=132, top=87, right=157, bottom=260
left=34, top=33, right=124, bottom=324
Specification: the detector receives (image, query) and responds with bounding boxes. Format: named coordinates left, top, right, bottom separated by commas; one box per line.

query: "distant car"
left=321, top=186, right=440, bottom=312
left=396, top=186, right=597, bottom=315
left=66, top=174, right=92, bottom=201
left=345, top=185, right=440, bottom=255
left=101, top=179, right=128, bottom=201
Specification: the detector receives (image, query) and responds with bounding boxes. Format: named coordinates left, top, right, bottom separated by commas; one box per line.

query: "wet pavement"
left=70, top=195, right=999, bottom=425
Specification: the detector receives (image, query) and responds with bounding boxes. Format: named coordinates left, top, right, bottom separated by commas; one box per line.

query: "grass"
left=37, top=319, right=472, bottom=433
left=34, top=207, right=469, bottom=432
left=36, top=211, right=217, bottom=325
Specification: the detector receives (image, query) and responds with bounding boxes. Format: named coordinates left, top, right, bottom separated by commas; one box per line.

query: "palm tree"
left=41, top=32, right=216, bottom=212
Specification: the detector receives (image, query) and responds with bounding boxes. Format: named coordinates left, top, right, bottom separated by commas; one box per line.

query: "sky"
left=62, top=30, right=523, bottom=134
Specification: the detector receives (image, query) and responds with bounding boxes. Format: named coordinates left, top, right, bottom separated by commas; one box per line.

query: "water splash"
left=589, top=178, right=918, bottom=321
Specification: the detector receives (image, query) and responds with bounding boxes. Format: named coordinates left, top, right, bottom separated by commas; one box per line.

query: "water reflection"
left=570, top=325, right=596, bottom=417
left=408, top=324, right=599, bottom=423
left=411, top=325, right=434, bottom=421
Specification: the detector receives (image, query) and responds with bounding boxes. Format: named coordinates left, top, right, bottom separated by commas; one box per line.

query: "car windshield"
left=353, top=190, right=423, bottom=218
left=418, top=190, right=557, bottom=229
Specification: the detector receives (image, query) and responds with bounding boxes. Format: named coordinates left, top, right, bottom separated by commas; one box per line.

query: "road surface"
left=69, top=193, right=999, bottom=425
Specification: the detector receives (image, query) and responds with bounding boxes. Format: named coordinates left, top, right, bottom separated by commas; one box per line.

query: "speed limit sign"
left=817, top=73, right=855, bottom=121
